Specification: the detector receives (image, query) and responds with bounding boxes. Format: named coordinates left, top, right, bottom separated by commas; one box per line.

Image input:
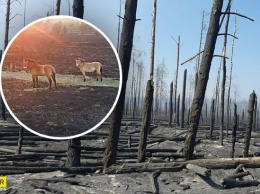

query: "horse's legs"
left=81, top=71, right=86, bottom=82
left=32, top=75, right=36, bottom=88
left=52, top=74, right=57, bottom=90
left=47, top=77, right=52, bottom=90
left=36, top=76, right=39, bottom=88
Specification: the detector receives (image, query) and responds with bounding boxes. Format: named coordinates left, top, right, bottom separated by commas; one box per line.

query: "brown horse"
left=75, top=57, right=103, bottom=82
left=23, top=58, right=57, bottom=90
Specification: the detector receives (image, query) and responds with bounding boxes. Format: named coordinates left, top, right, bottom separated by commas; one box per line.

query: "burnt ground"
left=1, top=18, right=120, bottom=138
left=1, top=117, right=260, bottom=194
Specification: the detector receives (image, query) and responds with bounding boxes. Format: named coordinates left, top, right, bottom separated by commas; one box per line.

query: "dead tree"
left=66, top=0, right=85, bottom=168
left=0, top=50, right=6, bottom=120
left=55, top=0, right=61, bottom=15
left=184, top=0, right=223, bottom=160
left=227, top=13, right=237, bottom=137
left=138, top=0, right=157, bottom=163
left=23, top=0, right=26, bottom=26
left=181, top=69, right=187, bottom=128
left=172, top=36, right=180, bottom=123
left=253, top=96, right=257, bottom=132
left=219, top=0, right=232, bottom=145
left=73, top=0, right=84, bottom=18
left=176, top=94, right=180, bottom=126
left=117, top=0, right=122, bottom=52
left=16, top=126, right=24, bottom=155
left=103, top=0, right=138, bottom=170
left=230, top=103, right=237, bottom=158
left=168, top=81, right=173, bottom=126
left=243, top=91, right=256, bottom=157
left=209, top=99, right=215, bottom=139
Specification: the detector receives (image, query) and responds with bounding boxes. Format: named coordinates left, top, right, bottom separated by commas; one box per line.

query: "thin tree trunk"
left=210, top=99, right=215, bottom=139
left=176, top=94, right=180, bottom=126
left=23, top=0, right=26, bottom=26
left=184, top=0, right=223, bottom=160
left=103, top=0, right=138, bottom=170
left=16, top=126, right=24, bottom=155
left=173, top=36, right=180, bottom=123
left=55, top=0, right=61, bottom=15
left=137, top=80, right=153, bottom=162
left=230, top=103, right=237, bottom=158
left=169, top=81, right=173, bottom=127
left=253, top=96, right=257, bottom=132
left=187, top=108, right=190, bottom=125
left=138, top=0, right=157, bottom=162
left=243, top=91, right=256, bottom=157
left=181, top=69, right=187, bottom=128
left=220, top=0, right=231, bottom=144
left=66, top=0, right=85, bottom=168
left=227, top=14, right=237, bottom=137
left=0, top=50, right=6, bottom=120
left=117, top=0, right=122, bottom=52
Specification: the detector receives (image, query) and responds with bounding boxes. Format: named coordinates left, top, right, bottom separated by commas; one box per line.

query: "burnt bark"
left=181, top=69, right=187, bottom=128
left=173, top=36, right=180, bottom=123
left=184, top=0, right=223, bottom=160
left=16, top=126, right=24, bottom=155
left=209, top=99, right=215, bottom=139
left=168, top=81, right=173, bottom=126
left=0, top=50, right=6, bottom=120
left=137, top=80, right=154, bottom=162
left=243, top=91, right=256, bottom=157
left=137, top=0, right=157, bottom=163
left=176, top=94, right=180, bottom=126
left=73, top=0, right=84, bottom=19
left=55, top=0, right=61, bottom=15
left=103, top=0, right=138, bottom=170
left=230, top=103, right=237, bottom=158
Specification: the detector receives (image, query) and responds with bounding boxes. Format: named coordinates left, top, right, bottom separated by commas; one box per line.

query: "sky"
left=0, top=0, right=260, bottom=109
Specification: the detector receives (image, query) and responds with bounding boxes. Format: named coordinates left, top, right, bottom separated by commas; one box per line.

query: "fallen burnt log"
left=220, top=171, right=259, bottom=189
left=105, top=157, right=260, bottom=174
left=186, top=163, right=211, bottom=177
left=0, top=166, right=102, bottom=175
left=0, top=160, right=65, bottom=167
left=0, top=140, right=36, bottom=146
left=31, top=182, right=64, bottom=194
left=149, top=170, right=161, bottom=194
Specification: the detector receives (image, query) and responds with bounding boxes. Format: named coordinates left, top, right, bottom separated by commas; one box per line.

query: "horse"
left=23, top=58, right=57, bottom=90
left=75, top=57, right=103, bottom=82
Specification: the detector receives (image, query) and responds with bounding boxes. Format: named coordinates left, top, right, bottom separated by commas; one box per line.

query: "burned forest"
left=0, top=0, right=260, bottom=193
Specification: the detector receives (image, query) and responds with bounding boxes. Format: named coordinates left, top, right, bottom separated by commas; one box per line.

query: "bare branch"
left=222, top=12, right=254, bottom=22
left=181, top=50, right=204, bottom=65
left=171, top=36, right=177, bottom=44
left=10, top=0, right=22, bottom=6
left=218, top=33, right=238, bottom=39
left=9, top=13, right=22, bottom=21
left=213, top=55, right=229, bottom=59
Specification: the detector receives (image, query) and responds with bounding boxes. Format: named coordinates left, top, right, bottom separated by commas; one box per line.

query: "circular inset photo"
left=0, top=16, right=122, bottom=140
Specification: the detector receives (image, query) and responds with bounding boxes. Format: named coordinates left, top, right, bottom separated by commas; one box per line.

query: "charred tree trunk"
left=4, top=0, right=10, bottom=50
left=103, top=0, right=138, bottom=170
left=66, top=0, right=85, bottom=168
left=168, top=81, right=173, bottom=127
left=184, top=0, right=223, bottom=160
left=16, top=126, right=24, bottom=155
left=243, top=91, right=256, bottom=157
left=117, top=0, right=122, bottom=52
left=187, top=109, right=190, bottom=125
left=210, top=99, right=215, bottom=139
left=73, top=0, right=84, bottom=19
left=181, top=69, right=187, bottom=128
left=173, top=36, right=180, bottom=123
left=253, top=96, right=257, bottom=132
left=230, top=103, right=237, bottom=158
left=176, top=94, right=180, bottom=126
left=0, top=50, right=6, bottom=120
left=220, top=0, right=231, bottom=145
left=23, top=0, right=26, bottom=26
left=138, top=0, right=157, bottom=163
left=137, top=80, right=154, bottom=162
left=66, top=137, right=81, bottom=167
left=55, top=0, right=61, bottom=15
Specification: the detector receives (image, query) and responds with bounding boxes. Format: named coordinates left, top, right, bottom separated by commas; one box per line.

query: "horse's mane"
left=24, top=58, right=36, bottom=63
left=76, top=57, right=85, bottom=63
